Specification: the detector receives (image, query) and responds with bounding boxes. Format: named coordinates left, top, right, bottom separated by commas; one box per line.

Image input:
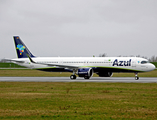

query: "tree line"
left=99, top=53, right=157, bottom=62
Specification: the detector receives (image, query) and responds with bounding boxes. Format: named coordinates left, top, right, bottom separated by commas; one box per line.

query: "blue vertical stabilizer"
left=14, top=36, right=35, bottom=58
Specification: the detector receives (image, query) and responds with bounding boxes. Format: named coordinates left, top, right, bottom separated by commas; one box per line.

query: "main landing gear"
left=70, top=75, right=77, bottom=80
left=70, top=69, right=77, bottom=80
left=135, top=72, right=139, bottom=80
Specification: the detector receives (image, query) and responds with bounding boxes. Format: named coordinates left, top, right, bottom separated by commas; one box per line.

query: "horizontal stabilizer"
left=3, top=58, right=25, bottom=63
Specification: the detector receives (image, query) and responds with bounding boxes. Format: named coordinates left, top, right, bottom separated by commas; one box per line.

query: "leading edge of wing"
left=26, top=54, right=80, bottom=69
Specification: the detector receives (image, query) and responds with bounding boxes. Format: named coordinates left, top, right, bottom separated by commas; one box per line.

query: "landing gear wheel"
left=84, top=76, right=90, bottom=79
left=70, top=75, right=76, bottom=80
left=134, top=72, right=139, bottom=80
left=135, top=76, right=139, bottom=80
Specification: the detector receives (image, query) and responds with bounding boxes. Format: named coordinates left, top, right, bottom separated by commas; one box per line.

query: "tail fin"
left=13, top=36, right=35, bottom=58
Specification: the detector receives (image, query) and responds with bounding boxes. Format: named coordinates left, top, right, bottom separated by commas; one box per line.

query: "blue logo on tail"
left=17, top=44, right=25, bottom=55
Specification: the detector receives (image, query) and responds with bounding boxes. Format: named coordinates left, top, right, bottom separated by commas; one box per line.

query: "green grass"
left=113, top=69, right=157, bottom=77
left=152, top=62, right=157, bottom=68
left=0, top=82, right=157, bottom=119
left=0, top=63, right=26, bottom=68
left=0, top=69, right=157, bottom=77
left=0, top=69, right=72, bottom=77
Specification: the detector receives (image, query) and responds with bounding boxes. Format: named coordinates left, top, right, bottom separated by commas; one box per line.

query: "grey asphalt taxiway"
left=0, top=77, right=157, bottom=83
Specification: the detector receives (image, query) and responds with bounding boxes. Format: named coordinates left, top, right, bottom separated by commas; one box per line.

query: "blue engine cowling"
left=77, top=68, right=93, bottom=77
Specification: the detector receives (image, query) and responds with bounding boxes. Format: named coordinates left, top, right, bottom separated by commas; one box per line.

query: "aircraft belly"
left=93, top=67, right=143, bottom=73
left=36, top=68, right=72, bottom=72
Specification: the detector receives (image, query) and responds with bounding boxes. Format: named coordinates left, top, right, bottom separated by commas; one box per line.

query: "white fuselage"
left=13, top=57, right=155, bottom=72
left=11, top=36, right=156, bottom=80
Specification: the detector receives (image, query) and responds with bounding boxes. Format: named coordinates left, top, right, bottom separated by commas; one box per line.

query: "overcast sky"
left=0, top=0, right=157, bottom=59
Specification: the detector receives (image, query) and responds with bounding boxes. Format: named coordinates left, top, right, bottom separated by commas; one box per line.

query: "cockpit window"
left=141, top=61, right=149, bottom=64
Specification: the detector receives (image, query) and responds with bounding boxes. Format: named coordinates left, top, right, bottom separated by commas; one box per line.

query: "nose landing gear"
left=135, top=72, right=139, bottom=80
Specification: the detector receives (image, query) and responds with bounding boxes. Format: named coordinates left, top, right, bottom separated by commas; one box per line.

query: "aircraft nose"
left=150, top=63, right=156, bottom=70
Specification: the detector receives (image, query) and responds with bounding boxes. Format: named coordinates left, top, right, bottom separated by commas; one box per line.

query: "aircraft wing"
left=27, top=54, right=80, bottom=69
left=45, top=63, right=79, bottom=69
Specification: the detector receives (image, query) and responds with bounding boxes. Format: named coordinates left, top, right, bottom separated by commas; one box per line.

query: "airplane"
left=7, top=36, right=155, bottom=80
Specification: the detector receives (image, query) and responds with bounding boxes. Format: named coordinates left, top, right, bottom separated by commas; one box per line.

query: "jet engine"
left=77, top=68, right=93, bottom=79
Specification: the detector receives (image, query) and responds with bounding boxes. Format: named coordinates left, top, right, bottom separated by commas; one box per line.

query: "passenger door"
left=132, top=59, right=136, bottom=67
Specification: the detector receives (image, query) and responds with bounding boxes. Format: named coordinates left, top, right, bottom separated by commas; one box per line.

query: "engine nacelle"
left=77, top=68, right=93, bottom=78
left=97, top=72, right=113, bottom=77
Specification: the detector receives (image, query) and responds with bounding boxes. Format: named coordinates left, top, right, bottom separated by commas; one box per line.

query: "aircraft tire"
left=135, top=76, right=139, bottom=80
left=70, top=75, right=76, bottom=80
